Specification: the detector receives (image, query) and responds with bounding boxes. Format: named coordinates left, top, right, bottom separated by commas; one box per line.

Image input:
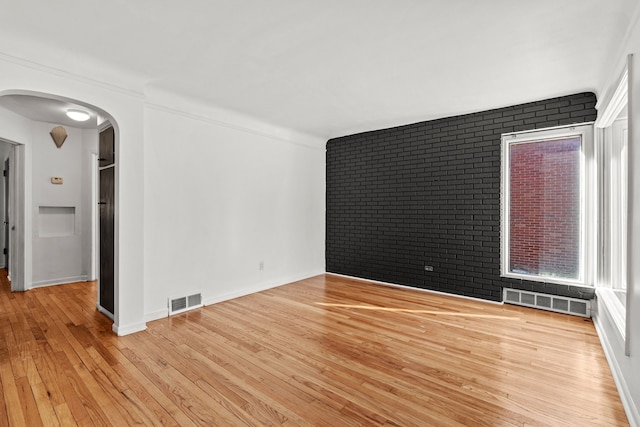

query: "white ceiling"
left=0, top=0, right=637, bottom=139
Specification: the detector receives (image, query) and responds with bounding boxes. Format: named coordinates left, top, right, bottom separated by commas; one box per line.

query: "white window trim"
left=500, top=123, right=595, bottom=287
left=610, top=118, right=628, bottom=292
left=597, top=287, right=626, bottom=340
left=595, top=64, right=629, bottom=345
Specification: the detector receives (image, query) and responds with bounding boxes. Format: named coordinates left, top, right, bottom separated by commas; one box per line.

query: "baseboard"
left=30, top=275, right=89, bottom=289
left=142, top=271, right=325, bottom=323
left=146, top=283, right=293, bottom=322
left=144, top=308, right=169, bottom=323
left=203, top=271, right=323, bottom=306
left=203, top=282, right=282, bottom=306
left=593, top=308, right=639, bottom=426
left=327, top=272, right=504, bottom=305
left=112, top=321, right=147, bottom=337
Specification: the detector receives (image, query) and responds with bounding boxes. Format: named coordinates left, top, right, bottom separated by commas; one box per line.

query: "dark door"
left=99, top=126, right=115, bottom=167
left=3, top=158, right=9, bottom=271
left=99, top=127, right=115, bottom=316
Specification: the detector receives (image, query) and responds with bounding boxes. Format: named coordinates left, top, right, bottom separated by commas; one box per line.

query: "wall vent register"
left=168, top=292, right=203, bottom=316
left=503, top=288, right=591, bottom=317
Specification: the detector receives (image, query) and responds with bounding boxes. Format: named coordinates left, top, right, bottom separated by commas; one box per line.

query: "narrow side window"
left=501, top=124, right=593, bottom=286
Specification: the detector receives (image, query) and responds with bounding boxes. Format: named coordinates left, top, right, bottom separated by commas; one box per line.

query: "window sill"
left=596, top=287, right=626, bottom=340
left=501, top=272, right=589, bottom=288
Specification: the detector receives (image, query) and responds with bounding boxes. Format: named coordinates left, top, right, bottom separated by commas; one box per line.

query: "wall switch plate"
left=51, top=177, right=63, bottom=185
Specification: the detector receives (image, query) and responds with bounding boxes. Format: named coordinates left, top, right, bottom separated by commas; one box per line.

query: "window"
left=501, top=124, right=594, bottom=285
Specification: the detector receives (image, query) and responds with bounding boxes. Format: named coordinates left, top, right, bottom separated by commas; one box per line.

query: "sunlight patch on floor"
left=316, top=302, right=519, bottom=320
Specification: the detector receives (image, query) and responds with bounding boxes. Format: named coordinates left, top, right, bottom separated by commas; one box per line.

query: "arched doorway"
left=0, top=91, right=119, bottom=324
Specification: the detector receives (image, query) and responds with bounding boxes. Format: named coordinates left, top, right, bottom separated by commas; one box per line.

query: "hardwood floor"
left=0, top=271, right=628, bottom=426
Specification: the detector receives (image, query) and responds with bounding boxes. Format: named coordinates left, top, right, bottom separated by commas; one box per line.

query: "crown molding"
left=596, top=66, right=628, bottom=128
left=0, top=52, right=144, bottom=99
left=144, top=88, right=326, bottom=150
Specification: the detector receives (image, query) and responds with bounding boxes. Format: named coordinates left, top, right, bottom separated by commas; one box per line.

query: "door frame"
left=0, top=139, right=25, bottom=291
left=94, top=120, right=117, bottom=320
left=3, top=157, right=9, bottom=270
left=96, top=123, right=115, bottom=319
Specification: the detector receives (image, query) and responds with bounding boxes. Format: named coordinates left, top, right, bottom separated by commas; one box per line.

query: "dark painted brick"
left=326, top=92, right=597, bottom=302
left=523, top=104, right=546, bottom=113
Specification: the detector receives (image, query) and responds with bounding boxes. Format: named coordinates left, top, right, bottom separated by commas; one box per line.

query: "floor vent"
left=168, top=292, right=203, bottom=316
left=503, top=288, right=591, bottom=317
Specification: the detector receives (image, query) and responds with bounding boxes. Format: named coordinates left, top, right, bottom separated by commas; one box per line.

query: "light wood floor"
left=0, top=271, right=628, bottom=426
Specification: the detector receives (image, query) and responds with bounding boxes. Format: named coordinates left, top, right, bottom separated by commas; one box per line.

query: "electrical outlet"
left=259, top=261, right=264, bottom=271
left=424, top=265, right=434, bottom=272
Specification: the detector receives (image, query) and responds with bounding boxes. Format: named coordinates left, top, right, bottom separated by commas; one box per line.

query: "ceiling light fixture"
left=66, top=109, right=90, bottom=121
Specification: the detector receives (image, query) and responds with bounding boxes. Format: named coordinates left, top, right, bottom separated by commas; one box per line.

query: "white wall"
left=30, top=121, right=96, bottom=286
left=594, top=8, right=640, bottom=426
left=0, top=53, right=327, bottom=336
left=143, top=103, right=326, bottom=320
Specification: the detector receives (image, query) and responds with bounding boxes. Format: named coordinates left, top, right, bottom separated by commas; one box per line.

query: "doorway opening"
left=0, top=140, right=24, bottom=292
left=0, top=91, right=119, bottom=325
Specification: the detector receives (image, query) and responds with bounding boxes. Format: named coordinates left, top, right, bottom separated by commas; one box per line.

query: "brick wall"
left=326, top=92, right=597, bottom=301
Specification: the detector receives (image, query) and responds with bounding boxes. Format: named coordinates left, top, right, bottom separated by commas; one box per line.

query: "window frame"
left=500, top=123, right=595, bottom=287
left=594, top=65, right=629, bottom=346
left=606, top=117, right=628, bottom=292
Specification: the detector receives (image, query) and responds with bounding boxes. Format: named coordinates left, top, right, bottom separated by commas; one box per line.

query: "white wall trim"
left=144, top=89, right=326, bottom=150
left=0, top=51, right=325, bottom=151
left=144, top=308, right=168, bottom=323
left=204, top=271, right=326, bottom=305
left=30, top=275, right=89, bottom=288
left=143, top=271, right=326, bottom=324
left=112, top=321, right=147, bottom=337
left=327, top=273, right=504, bottom=305
left=596, top=68, right=628, bottom=128
left=597, top=288, right=626, bottom=340
left=202, top=282, right=283, bottom=306
left=593, top=308, right=640, bottom=427
left=0, top=52, right=144, bottom=99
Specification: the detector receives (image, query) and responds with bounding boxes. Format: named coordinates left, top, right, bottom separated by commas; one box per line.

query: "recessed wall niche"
left=38, top=206, right=75, bottom=237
